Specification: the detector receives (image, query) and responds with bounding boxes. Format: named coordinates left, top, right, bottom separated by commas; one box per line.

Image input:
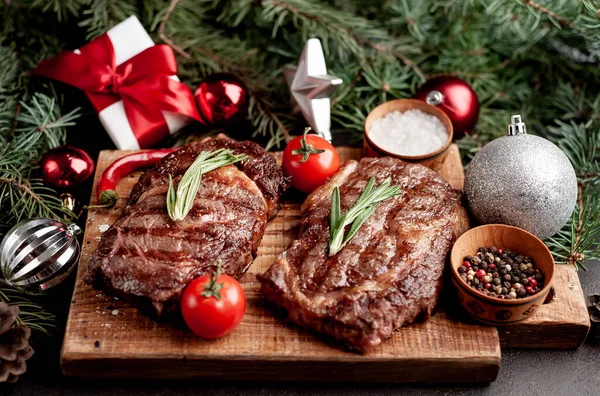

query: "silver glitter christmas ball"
left=0, top=218, right=81, bottom=294
left=465, top=115, right=578, bottom=240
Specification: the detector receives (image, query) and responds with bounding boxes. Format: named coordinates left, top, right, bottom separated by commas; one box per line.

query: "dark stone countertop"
left=3, top=259, right=599, bottom=396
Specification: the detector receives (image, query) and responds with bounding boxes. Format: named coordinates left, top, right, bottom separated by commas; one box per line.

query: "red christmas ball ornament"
left=41, top=145, right=95, bottom=189
left=414, top=76, right=480, bottom=140
left=194, top=73, right=248, bottom=125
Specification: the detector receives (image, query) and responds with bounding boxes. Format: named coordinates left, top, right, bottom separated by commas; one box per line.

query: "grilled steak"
left=257, top=157, right=469, bottom=352
left=88, top=138, right=288, bottom=316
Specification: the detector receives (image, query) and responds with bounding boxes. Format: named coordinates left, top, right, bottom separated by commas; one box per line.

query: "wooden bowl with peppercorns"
left=449, top=224, right=555, bottom=325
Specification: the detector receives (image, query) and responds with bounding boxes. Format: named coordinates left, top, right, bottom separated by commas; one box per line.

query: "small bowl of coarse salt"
left=364, top=99, right=453, bottom=170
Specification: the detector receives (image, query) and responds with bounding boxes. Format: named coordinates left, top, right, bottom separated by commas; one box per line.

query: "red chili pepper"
left=94, top=148, right=179, bottom=208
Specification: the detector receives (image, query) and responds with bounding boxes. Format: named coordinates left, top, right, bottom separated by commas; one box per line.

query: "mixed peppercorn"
left=458, top=246, right=544, bottom=299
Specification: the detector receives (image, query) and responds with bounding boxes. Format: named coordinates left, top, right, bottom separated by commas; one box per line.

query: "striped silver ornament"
left=0, top=218, right=81, bottom=294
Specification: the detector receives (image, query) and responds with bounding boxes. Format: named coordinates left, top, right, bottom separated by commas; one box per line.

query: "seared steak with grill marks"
left=257, top=157, right=469, bottom=353
left=88, top=138, right=288, bottom=316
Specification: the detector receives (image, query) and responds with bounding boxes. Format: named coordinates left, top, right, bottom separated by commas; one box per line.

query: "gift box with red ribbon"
left=32, top=16, right=202, bottom=149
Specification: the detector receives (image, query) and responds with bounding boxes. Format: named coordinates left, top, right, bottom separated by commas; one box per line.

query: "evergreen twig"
left=158, top=0, right=190, bottom=59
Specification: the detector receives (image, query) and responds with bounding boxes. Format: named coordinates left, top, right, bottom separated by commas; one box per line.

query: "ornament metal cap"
left=425, top=90, right=443, bottom=106
left=60, top=193, right=76, bottom=213
left=508, top=114, right=527, bottom=136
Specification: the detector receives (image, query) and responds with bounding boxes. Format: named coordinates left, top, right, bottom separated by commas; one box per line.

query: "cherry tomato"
left=181, top=264, right=246, bottom=339
left=282, top=128, right=340, bottom=193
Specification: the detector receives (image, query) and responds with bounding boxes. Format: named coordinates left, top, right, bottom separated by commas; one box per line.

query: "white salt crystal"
left=98, top=224, right=110, bottom=233
left=367, top=109, right=449, bottom=156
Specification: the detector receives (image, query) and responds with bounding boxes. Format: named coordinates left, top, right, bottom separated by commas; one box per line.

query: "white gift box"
left=85, top=16, right=191, bottom=149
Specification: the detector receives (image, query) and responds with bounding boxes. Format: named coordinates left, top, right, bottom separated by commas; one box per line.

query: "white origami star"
left=283, top=38, right=343, bottom=142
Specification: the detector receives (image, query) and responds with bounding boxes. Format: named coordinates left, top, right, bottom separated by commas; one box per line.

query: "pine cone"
left=0, top=302, right=34, bottom=383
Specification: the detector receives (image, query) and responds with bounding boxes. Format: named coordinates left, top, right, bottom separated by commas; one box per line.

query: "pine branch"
left=548, top=120, right=600, bottom=185
left=157, top=0, right=190, bottom=60
left=14, top=94, right=81, bottom=153
left=0, top=280, right=55, bottom=334
left=0, top=93, right=79, bottom=228
left=546, top=185, right=600, bottom=270
left=0, top=174, right=74, bottom=231
left=156, top=0, right=273, bottom=78
left=30, top=0, right=87, bottom=22
left=78, top=0, right=139, bottom=39
left=258, top=0, right=424, bottom=77
left=248, top=94, right=295, bottom=149
left=519, top=0, right=581, bottom=31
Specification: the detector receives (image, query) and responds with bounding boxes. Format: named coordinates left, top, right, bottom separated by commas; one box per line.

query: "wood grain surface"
left=60, top=145, right=586, bottom=382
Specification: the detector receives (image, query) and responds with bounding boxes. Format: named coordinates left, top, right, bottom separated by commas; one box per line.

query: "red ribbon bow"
left=32, top=34, right=202, bottom=148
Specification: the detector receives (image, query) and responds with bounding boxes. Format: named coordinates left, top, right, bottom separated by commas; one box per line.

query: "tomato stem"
left=202, top=262, right=224, bottom=300
left=292, top=127, right=325, bottom=163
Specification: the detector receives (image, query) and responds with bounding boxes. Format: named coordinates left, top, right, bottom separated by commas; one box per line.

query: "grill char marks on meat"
left=88, top=138, right=288, bottom=317
left=129, top=138, right=288, bottom=218
left=257, top=157, right=469, bottom=353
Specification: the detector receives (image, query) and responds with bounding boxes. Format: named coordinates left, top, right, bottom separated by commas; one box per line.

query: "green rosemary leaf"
left=167, top=150, right=247, bottom=221
left=328, top=177, right=402, bottom=256
left=357, top=177, right=376, bottom=202
left=330, top=186, right=341, bottom=244
left=167, top=174, right=176, bottom=215
left=344, top=205, right=376, bottom=246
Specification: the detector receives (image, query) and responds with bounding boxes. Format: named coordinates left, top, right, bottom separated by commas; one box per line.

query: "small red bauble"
left=414, top=76, right=480, bottom=140
left=498, top=249, right=504, bottom=254
left=41, top=145, right=95, bottom=189
left=194, top=73, right=248, bottom=125
left=475, top=269, right=486, bottom=279
left=489, top=263, right=496, bottom=270
left=463, top=260, right=470, bottom=267
left=484, top=282, right=492, bottom=290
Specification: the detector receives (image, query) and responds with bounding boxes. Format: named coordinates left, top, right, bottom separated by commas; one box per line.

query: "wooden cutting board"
left=60, top=145, right=588, bottom=382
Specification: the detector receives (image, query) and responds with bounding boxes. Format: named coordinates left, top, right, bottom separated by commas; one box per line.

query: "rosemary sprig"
left=167, top=149, right=246, bottom=221
left=328, top=177, right=402, bottom=256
